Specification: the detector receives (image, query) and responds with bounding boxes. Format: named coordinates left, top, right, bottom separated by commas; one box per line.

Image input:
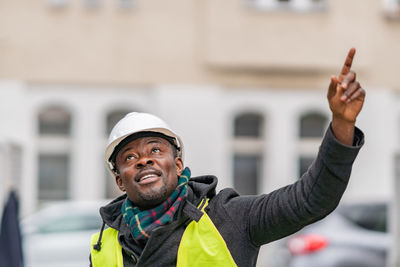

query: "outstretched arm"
left=327, top=47, right=366, bottom=145
left=227, top=48, right=366, bottom=246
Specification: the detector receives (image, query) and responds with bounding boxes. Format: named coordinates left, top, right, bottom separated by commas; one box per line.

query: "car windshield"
left=338, top=203, right=387, bottom=233
left=21, top=201, right=107, bottom=234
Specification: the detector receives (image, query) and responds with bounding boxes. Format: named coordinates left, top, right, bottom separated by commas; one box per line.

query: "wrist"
left=332, top=115, right=356, bottom=128
left=331, top=115, right=355, bottom=146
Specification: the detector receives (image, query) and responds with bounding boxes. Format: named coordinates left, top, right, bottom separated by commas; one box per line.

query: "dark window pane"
left=38, top=154, right=69, bottom=200
left=299, top=156, right=315, bottom=177
left=234, top=113, right=263, bottom=137
left=106, top=110, right=134, bottom=136
left=300, top=113, right=327, bottom=138
left=39, top=107, right=71, bottom=135
left=233, top=155, right=261, bottom=195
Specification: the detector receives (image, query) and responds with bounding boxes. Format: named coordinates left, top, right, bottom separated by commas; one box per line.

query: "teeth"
left=140, top=174, right=156, bottom=181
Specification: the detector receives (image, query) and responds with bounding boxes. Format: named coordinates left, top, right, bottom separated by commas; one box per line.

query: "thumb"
left=327, top=75, right=338, bottom=99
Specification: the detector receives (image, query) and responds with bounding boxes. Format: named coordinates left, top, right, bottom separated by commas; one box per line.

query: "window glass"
left=233, top=155, right=261, bottom=195
left=38, top=106, right=71, bottom=136
left=38, top=154, right=69, bottom=200
left=300, top=113, right=327, bottom=138
left=234, top=113, right=263, bottom=138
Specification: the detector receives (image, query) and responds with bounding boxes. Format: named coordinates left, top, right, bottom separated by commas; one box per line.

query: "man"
left=90, top=47, right=365, bottom=267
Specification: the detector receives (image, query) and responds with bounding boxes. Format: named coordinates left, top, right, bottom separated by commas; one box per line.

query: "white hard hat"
left=105, top=112, right=184, bottom=176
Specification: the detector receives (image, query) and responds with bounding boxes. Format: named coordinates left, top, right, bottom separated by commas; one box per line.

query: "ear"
left=175, top=157, right=184, bottom=176
left=115, top=175, right=126, bottom=192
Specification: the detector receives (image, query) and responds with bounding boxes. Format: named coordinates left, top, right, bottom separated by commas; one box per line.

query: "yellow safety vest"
left=90, top=199, right=237, bottom=267
left=91, top=225, right=123, bottom=267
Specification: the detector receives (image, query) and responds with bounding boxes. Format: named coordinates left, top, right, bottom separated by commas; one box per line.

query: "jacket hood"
left=99, top=194, right=127, bottom=230
left=187, top=175, right=217, bottom=204
left=99, top=174, right=219, bottom=228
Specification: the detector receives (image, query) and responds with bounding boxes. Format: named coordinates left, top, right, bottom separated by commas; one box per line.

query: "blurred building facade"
left=1, top=0, right=400, bottom=265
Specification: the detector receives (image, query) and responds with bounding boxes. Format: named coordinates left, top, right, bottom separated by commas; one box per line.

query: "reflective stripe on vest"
left=91, top=227, right=123, bottom=267
left=90, top=199, right=237, bottom=267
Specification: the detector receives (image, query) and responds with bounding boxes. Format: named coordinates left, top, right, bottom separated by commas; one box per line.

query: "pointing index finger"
left=340, top=47, right=356, bottom=78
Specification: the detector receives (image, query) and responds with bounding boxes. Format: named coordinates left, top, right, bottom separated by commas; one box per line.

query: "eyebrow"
left=147, top=139, right=163, bottom=145
left=119, top=146, right=134, bottom=156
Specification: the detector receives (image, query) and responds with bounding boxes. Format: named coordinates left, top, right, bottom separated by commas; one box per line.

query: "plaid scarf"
left=122, top=167, right=190, bottom=243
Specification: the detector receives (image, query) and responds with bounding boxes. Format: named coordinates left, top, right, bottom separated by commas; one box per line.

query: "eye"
left=125, top=154, right=137, bottom=161
left=152, top=147, right=161, bottom=153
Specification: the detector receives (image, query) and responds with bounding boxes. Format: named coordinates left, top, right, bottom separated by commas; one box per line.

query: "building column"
left=70, top=98, right=105, bottom=200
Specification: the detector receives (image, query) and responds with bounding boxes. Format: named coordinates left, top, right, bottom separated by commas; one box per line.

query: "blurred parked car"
left=21, top=200, right=110, bottom=267
left=275, top=202, right=390, bottom=267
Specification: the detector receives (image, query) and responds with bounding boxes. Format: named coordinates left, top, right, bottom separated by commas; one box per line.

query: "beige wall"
left=0, top=0, right=399, bottom=89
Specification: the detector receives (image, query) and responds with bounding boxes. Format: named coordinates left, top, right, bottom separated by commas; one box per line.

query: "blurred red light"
left=288, top=234, right=328, bottom=255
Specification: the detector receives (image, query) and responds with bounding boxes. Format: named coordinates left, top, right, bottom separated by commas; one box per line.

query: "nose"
left=135, top=155, right=154, bottom=169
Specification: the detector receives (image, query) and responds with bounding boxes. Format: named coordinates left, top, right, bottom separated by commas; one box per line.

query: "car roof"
left=21, top=199, right=112, bottom=224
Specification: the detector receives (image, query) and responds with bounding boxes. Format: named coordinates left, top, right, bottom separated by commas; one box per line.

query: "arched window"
left=298, top=112, right=328, bottom=177
left=234, top=113, right=263, bottom=138
left=232, top=112, right=264, bottom=195
left=38, top=106, right=71, bottom=135
left=105, top=109, right=135, bottom=198
left=300, top=113, right=327, bottom=138
left=37, top=106, right=72, bottom=201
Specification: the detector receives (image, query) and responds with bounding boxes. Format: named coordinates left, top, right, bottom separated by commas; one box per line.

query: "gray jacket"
left=90, top=125, right=364, bottom=267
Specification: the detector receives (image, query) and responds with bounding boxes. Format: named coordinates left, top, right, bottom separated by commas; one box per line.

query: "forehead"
left=120, top=136, right=171, bottom=152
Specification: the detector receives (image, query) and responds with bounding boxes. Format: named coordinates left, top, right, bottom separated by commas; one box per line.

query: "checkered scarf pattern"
left=121, top=167, right=190, bottom=243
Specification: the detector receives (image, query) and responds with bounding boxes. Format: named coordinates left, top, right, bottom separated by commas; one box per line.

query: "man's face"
left=115, top=136, right=183, bottom=210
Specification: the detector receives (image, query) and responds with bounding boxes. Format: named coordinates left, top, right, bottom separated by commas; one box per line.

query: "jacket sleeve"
left=223, top=124, right=364, bottom=246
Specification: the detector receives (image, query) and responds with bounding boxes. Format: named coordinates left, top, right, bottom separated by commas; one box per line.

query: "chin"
left=136, top=188, right=168, bottom=207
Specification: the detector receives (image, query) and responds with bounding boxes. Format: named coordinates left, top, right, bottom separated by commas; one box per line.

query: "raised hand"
left=327, top=48, right=366, bottom=145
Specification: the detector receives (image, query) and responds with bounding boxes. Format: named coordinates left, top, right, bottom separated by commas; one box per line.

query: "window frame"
left=37, top=105, right=72, bottom=202
left=232, top=111, right=265, bottom=195
left=297, top=111, right=328, bottom=177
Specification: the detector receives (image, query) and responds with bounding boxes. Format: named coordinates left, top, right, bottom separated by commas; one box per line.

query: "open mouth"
left=135, top=169, right=162, bottom=183
left=139, top=174, right=158, bottom=182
